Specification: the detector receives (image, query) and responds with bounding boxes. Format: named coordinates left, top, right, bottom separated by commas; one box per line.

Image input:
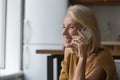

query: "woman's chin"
left=64, top=43, right=72, bottom=48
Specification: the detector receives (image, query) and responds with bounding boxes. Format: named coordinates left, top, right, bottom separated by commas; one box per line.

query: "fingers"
left=71, top=39, right=81, bottom=48
left=71, top=38, right=86, bottom=58
left=71, top=32, right=88, bottom=57
left=71, top=36, right=84, bottom=53
left=72, top=35, right=88, bottom=45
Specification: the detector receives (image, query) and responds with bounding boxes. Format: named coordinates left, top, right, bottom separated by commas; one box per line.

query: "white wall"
left=89, top=5, right=120, bottom=41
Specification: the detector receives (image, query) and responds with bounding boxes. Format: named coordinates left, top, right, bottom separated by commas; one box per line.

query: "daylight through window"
left=0, top=0, right=7, bottom=69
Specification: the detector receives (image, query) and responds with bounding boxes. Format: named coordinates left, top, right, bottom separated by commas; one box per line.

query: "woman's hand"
left=71, top=31, right=89, bottom=59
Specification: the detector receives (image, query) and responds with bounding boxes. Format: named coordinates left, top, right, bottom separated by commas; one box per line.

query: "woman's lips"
left=64, top=38, right=72, bottom=43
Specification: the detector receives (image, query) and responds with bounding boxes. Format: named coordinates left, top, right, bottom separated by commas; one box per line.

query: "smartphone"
left=80, top=27, right=92, bottom=40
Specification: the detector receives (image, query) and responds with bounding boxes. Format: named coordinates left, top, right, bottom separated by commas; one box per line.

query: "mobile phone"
left=81, top=27, right=92, bottom=40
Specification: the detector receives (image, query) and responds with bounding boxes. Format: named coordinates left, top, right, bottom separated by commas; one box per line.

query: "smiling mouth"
left=64, top=38, right=72, bottom=43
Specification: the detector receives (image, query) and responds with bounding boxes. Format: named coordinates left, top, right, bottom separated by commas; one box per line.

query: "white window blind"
left=0, top=0, right=7, bottom=68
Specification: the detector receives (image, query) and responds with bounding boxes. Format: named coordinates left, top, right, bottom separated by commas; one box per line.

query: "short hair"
left=67, top=5, right=101, bottom=54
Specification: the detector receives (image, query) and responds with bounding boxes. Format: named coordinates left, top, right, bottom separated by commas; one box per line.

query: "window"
left=0, top=0, right=7, bottom=69
left=0, top=0, right=23, bottom=78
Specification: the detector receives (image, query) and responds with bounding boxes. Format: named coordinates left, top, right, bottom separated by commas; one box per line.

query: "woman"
left=59, top=4, right=119, bottom=80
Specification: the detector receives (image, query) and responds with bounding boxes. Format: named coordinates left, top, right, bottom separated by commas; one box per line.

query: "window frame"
left=0, top=0, right=7, bottom=69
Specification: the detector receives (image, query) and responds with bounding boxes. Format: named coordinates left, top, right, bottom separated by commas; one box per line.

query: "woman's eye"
left=69, top=25, right=76, bottom=29
left=70, top=26, right=74, bottom=29
left=62, top=25, right=76, bottom=30
left=62, top=26, right=65, bottom=29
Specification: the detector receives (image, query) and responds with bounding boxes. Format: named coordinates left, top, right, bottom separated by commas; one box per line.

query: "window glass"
left=0, top=0, right=7, bottom=68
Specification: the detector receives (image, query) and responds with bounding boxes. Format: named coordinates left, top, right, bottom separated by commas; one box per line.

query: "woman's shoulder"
left=98, top=48, right=112, bottom=58
left=94, top=48, right=114, bottom=65
left=94, top=48, right=119, bottom=80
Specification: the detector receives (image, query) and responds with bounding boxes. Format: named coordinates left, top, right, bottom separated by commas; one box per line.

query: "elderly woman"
left=59, top=4, right=119, bottom=80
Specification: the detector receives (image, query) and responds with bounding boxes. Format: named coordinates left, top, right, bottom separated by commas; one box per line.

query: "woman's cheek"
left=69, top=30, right=74, bottom=35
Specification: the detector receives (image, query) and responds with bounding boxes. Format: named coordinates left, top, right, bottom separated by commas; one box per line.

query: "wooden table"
left=36, top=49, right=64, bottom=55
left=36, top=49, right=120, bottom=57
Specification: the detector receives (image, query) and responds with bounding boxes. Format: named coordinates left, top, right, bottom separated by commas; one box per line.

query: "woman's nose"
left=62, top=28, right=68, bottom=35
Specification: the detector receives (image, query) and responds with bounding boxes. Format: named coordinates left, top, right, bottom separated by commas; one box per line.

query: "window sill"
left=0, top=70, right=23, bottom=80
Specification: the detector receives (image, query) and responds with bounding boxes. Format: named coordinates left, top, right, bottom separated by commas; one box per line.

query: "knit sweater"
left=59, top=48, right=119, bottom=80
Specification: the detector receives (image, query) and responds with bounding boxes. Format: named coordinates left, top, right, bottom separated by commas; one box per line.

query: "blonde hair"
left=67, top=5, right=101, bottom=54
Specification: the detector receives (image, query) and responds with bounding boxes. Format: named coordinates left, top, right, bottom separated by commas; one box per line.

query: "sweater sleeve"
left=59, top=48, right=76, bottom=80
left=59, top=49, right=71, bottom=80
left=59, top=61, right=68, bottom=80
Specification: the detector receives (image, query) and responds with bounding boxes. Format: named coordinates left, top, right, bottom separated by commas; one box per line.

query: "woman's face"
left=62, top=13, right=83, bottom=47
